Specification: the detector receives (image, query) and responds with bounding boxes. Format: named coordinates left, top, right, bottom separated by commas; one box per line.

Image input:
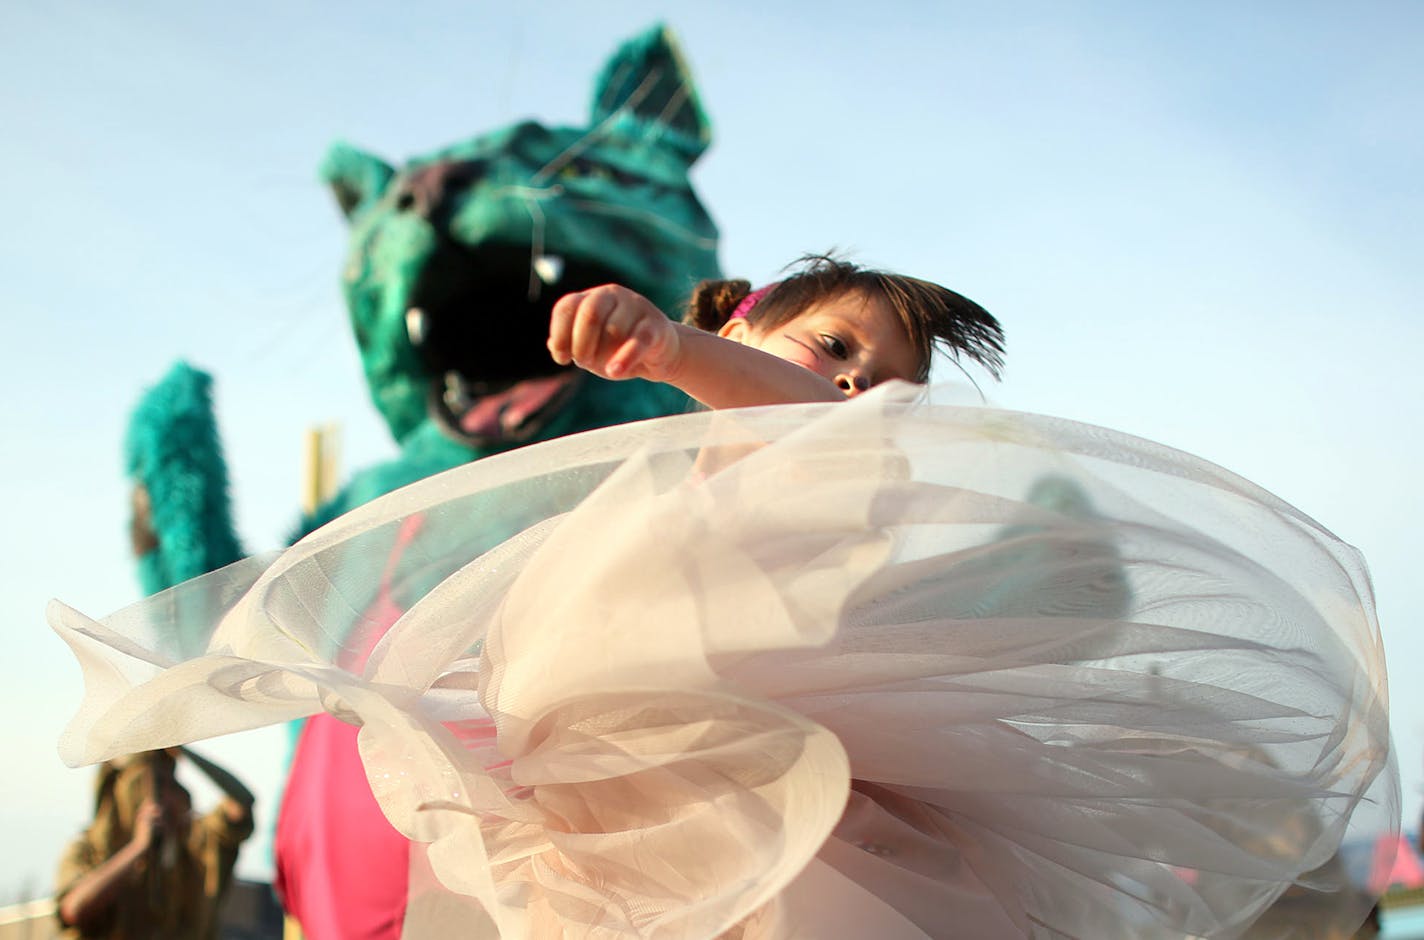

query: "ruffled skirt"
left=51, top=384, right=1396, bottom=938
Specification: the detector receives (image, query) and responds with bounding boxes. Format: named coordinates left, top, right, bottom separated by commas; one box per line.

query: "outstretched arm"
left=179, top=746, right=255, bottom=826
left=547, top=285, right=843, bottom=409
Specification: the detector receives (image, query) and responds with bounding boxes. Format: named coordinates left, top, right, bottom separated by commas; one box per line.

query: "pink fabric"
left=275, top=714, right=410, bottom=940
left=1368, top=834, right=1424, bottom=893
left=730, top=284, right=773, bottom=320
left=273, top=514, right=426, bottom=939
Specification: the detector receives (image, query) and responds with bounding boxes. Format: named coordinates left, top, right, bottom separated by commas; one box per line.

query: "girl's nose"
left=836, top=372, right=871, bottom=396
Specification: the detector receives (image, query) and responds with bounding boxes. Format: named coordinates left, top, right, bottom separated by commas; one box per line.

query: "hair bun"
left=684, top=278, right=752, bottom=331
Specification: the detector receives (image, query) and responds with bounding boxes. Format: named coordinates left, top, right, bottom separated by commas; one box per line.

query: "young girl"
left=546, top=256, right=1005, bottom=409
left=51, top=259, right=1392, bottom=938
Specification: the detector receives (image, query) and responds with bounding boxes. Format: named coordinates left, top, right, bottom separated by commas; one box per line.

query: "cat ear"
left=589, top=23, right=712, bottom=166
left=320, top=142, right=396, bottom=221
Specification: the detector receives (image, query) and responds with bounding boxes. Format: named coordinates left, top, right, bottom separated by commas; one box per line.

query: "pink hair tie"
left=730, top=284, right=774, bottom=320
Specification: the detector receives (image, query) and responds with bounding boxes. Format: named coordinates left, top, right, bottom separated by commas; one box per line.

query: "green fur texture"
left=125, top=362, right=244, bottom=596
left=130, top=25, right=722, bottom=593
left=304, top=22, right=721, bottom=529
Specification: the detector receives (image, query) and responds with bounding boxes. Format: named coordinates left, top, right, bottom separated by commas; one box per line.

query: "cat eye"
left=557, top=157, right=648, bottom=189
left=560, top=158, right=613, bottom=181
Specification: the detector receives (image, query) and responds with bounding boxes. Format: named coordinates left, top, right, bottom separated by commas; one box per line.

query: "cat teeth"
left=533, top=254, right=565, bottom=285
left=406, top=307, right=427, bottom=347
left=442, top=370, right=471, bottom=411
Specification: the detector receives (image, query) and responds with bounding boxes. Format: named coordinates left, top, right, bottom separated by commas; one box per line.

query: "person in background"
left=54, top=746, right=254, bottom=940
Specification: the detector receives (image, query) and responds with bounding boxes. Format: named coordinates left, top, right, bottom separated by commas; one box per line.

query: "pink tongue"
left=460, top=374, right=572, bottom=437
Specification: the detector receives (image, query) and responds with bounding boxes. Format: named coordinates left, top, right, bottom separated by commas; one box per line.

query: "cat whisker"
left=595, top=60, right=633, bottom=117
left=523, top=197, right=547, bottom=301
left=559, top=198, right=716, bottom=249
left=646, top=81, right=691, bottom=146
left=531, top=67, right=664, bottom=185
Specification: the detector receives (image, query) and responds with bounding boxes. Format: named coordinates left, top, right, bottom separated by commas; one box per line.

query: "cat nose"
left=393, top=159, right=486, bottom=218
left=836, top=372, right=870, bottom=397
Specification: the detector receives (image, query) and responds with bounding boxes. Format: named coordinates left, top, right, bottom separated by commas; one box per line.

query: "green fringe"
left=125, top=361, right=244, bottom=596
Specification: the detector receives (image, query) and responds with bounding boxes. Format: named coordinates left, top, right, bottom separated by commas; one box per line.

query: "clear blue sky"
left=2, top=0, right=1420, bottom=896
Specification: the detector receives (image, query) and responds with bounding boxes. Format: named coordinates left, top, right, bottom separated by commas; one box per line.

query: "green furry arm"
left=125, top=361, right=244, bottom=595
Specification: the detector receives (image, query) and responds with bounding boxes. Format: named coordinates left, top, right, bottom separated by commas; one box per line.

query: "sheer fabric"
left=52, top=383, right=1395, bottom=938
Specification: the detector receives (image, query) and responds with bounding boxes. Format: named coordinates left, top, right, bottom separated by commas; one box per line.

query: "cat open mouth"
left=438, top=371, right=582, bottom=444
left=407, top=242, right=634, bottom=448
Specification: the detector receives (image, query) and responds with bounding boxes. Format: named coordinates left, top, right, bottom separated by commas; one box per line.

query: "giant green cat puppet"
left=310, top=23, right=718, bottom=528
left=126, top=25, right=720, bottom=937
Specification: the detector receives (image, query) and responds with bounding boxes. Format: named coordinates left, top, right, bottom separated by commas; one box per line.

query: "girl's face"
left=719, top=291, right=920, bottom=396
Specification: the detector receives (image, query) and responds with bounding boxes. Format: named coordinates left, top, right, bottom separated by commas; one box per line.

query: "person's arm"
left=547, top=285, right=842, bottom=409
left=179, top=746, right=254, bottom=826
left=56, top=802, right=160, bottom=929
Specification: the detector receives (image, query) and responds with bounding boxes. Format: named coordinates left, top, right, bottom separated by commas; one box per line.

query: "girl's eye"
left=821, top=335, right=849, bottom=358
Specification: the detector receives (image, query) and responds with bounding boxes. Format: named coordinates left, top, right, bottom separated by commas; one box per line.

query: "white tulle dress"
left=51, top=383, right=1396, bottom=939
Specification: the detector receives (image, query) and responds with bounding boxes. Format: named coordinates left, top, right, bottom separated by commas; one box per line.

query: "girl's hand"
left=548, top=285, right=682, bottom=382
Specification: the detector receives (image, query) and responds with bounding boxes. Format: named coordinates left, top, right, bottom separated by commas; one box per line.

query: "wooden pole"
left=302, top=424, right=342, bottom=517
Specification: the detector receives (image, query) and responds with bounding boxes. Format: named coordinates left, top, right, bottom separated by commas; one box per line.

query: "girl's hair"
left=684, top=254, right=1005, bottom=383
